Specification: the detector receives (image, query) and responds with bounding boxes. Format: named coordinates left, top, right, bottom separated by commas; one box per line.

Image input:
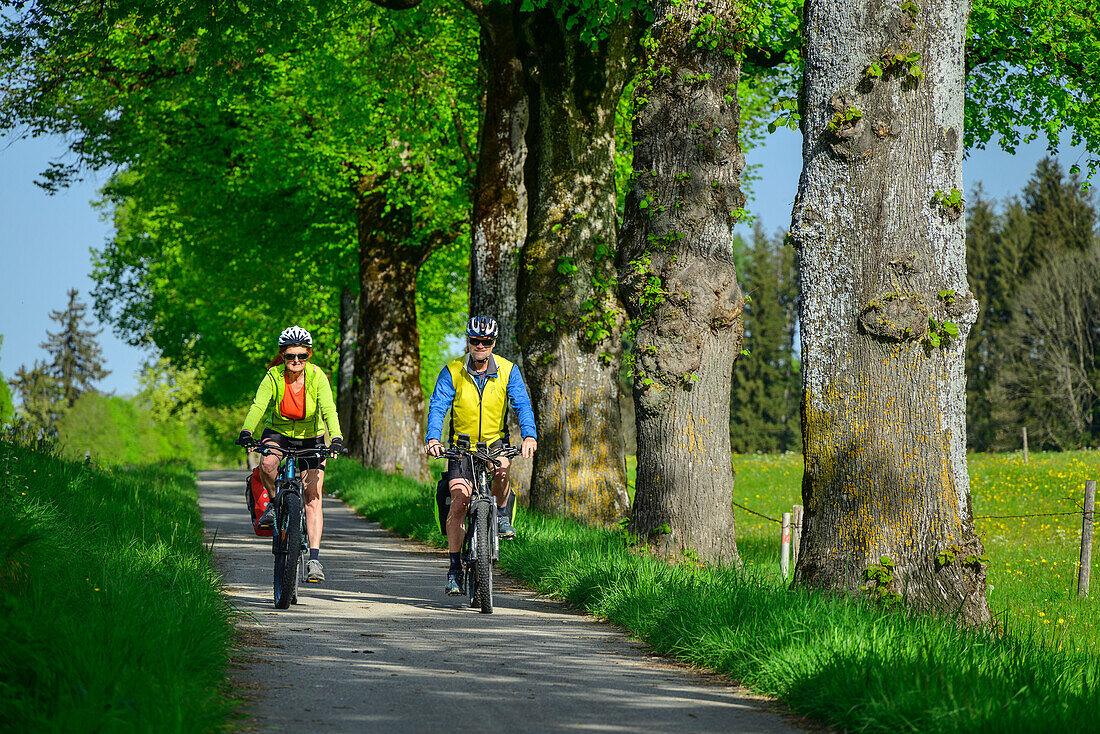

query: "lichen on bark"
left=515, top=7, right=634, bottom=526
left=791, top=0, right=990, bottom=625
left=619, top=0, right=746, bottom=564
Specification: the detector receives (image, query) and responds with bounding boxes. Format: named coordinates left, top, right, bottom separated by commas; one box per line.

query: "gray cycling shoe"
left=257, top=502, right=276, bottom=528
left=497, top=514, right=517, bottom=540
left=445, top=572, right=463, bottom=596
left=306, top=559, right=325, bottom=583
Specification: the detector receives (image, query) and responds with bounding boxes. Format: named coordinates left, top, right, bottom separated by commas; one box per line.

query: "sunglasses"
left=284, top=352, right=310, bottom=362
left=468, top=337, right=494, bottom=347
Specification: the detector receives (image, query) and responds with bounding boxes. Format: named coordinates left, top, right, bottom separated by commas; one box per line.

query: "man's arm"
left=506, top=367, right=537, bottom=441
left=424, top=367, right=456, bottom=444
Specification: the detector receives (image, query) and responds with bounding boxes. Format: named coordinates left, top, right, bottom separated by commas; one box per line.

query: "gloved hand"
left=236, top=430, right=253, bottom=447
left=329, top=437, right=347, bottom=456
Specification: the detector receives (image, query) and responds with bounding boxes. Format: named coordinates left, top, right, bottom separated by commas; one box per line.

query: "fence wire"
left=734, top=503, right=1088, bottom=525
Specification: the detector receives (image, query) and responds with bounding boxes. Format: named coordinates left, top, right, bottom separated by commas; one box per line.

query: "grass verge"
left=328, top=458, right=1100, bottom=733
left=0, top=441, right=235, bottom=732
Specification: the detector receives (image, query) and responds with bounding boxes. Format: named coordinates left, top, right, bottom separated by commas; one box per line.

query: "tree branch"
left=457, top=0, right=486, bottom=17
left=451, top=103, right=476, bottom=180
left=367, top=0, right=425, bottom=9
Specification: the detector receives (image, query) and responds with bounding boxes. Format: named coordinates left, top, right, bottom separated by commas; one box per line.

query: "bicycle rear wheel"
left=474, top=502, right=493, bottom=614
left=274, top=491, right=303, bottom=609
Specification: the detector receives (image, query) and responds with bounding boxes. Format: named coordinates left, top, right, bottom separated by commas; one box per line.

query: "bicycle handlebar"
left=242, top=441, right=347, bottom=459
left=441, top=443, right=520, bottom=467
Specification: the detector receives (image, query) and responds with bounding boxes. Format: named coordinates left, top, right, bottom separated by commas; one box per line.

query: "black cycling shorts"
left=260, top=429, right=327, bottom=471
left=444, top=439, right=504, bottom=484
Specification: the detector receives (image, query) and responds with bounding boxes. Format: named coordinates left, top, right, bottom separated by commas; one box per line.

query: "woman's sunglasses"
left=468, top=337, right=494, bottom=347
left=284, top=352, right=310, bottom=362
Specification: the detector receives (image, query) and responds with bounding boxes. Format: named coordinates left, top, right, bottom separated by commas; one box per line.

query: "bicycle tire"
left=474, top=502, right=493, bottom=614
left=273, top=491, right=303, bottom=609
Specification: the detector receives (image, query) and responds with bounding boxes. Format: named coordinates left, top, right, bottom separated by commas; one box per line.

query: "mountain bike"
left=246, top=443, right=338, bottom=609
left=442, top=436, right=520, bottom=614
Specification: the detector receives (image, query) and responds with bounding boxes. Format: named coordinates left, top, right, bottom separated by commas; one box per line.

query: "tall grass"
left=328, top=458, right=1100, bottom=733
left=0, top=441, right=236, bottom=732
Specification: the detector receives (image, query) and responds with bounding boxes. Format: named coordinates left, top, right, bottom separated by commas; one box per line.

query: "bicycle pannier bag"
left=244, top=467, right=274, bottom=537
left=436, top=476, right=450, bottom=535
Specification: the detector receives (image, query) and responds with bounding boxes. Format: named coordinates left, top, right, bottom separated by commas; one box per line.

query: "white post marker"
left=791, top=504, right=803, bottom=569
left=1078, top=480, right=1096, bottom=598
left=780, top=512, right=792, bottom=579
left=1023, top=427, right=1029, bottom=464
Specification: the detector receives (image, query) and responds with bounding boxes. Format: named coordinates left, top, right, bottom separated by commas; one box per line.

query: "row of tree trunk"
left=342, top=0, right=990, bottom=625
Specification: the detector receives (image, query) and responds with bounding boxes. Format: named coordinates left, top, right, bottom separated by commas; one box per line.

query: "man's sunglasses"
left=468, top=337, right=495, bottom=347
left=284, top=352, right=310, bottom=362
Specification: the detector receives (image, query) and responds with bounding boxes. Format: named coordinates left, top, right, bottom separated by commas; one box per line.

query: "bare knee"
left=448, top=481, right=471, bottom=519
left=260, top=455, right=279, bottom=479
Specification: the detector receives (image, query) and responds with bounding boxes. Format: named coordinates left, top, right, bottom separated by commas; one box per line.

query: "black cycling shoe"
left=445, top=572, right=463, bottom=596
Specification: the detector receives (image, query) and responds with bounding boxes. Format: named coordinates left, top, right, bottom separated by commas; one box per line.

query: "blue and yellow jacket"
left=424, top=354, right=537, bottom=446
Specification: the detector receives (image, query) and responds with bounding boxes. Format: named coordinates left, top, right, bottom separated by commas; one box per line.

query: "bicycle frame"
left=442, top=435, right=519, bottom=613
left=272, top=451, right=309, bottom=555
left=247, top=443, right=332, bottom=608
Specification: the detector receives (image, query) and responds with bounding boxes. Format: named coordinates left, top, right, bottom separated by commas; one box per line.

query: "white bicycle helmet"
left=465, top=316, right=499, bottom=340
left=279, top=325, right=313, bottom=347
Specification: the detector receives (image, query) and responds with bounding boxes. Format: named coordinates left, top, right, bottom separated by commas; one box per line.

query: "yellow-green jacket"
left=240, top=363, right=342, bottom=440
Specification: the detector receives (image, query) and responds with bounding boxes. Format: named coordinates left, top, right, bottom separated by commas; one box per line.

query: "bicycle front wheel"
left=274, top=491, right=303, bottom=609
left=474, top=502, right=493, bottom=614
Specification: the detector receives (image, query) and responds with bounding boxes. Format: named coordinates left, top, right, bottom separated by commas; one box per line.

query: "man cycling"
left=424, top=315, right=537, bottom=596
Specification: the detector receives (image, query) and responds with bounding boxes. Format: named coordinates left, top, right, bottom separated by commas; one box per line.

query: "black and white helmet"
left=278, top=325, right=312, bottom=347
left=465, top=316, right=499, bottom=340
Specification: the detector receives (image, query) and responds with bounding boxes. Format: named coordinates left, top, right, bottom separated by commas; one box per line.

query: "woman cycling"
left=236, top=325, right=344, bottom=583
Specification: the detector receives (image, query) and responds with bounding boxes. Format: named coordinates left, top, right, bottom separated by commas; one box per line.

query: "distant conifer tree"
left=42, top=289, right=110, bottom=408
left=9, top=360, right=63, bottom=438
left=966, top=159, right=1099, bottom=449
left=730, top=225, right=800, bottom=454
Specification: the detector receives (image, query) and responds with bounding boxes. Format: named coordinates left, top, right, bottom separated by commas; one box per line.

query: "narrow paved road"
left=199, top=470, right=811, bottom=733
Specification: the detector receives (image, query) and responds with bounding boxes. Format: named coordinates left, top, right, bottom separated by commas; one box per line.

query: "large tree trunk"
left=349, top=188, right=431, bottom=482
left=468, top=0, right=527, bottom=365
left=337, top=287, right=358, bottom=434
left=791, top=0, right=989, bottom=624
left=466, top=0, right=533, bottom=496
left=619, top=0, right=745, bottom=564
left=515, top=10, right=634, bottom=526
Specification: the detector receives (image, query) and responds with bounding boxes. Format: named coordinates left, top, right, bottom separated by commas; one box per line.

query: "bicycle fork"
left=271, top=481, right=308, bottom=555
left=467, top=496, right=499, bottom=563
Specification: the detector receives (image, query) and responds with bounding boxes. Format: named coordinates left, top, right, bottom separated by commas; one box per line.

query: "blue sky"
left=0, top=128, right=1089, bottom=398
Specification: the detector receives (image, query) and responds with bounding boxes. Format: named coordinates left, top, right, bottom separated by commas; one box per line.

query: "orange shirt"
left=280, top=374, right=306, bottom=420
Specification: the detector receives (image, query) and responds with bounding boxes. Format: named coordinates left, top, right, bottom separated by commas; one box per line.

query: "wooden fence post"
left=1078, top=480, right=1096, bottom=598
left=791, top=504, right=803, bottom=569
left=780, top=512, right=792, bottom=579
left=1022, top=427, right=1029, bottom=463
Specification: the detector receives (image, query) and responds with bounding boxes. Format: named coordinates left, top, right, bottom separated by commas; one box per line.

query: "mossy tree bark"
left=349, top=184, right=443, bottom=483
left=466, top=0, right=527, bottom=365
left=464, top=0, right=533, bottom=496
left=337, top=288, right=358, bottom=434
left=619, top=0, right=746, bottom=564
left=791, top=0, right=990, bottom=624
left=515, top=9, right=635, bottom=526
